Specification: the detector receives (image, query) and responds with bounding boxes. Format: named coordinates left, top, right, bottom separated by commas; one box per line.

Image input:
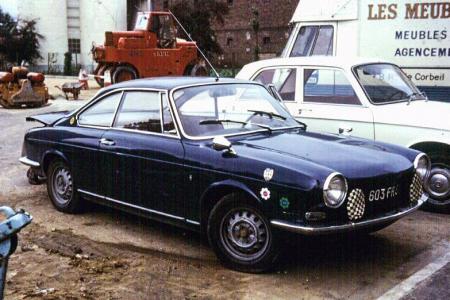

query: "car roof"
left=98, top=76, right=256, bottom=95
left=239, top=56, right=390, bottom=72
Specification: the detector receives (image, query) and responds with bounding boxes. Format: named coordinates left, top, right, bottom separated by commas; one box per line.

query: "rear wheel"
left=47, top=160, right=83, bottom=213
left=422, top=151, right=450, bottom=214
left=112, top=65, right=138, bottom=84
left=94, top=64, right=107, bottom=87
left=207, top=194, right=280, bottom=273
left=184, top=63, right=208, bottom=76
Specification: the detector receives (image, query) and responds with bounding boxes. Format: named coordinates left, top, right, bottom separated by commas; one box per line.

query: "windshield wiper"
left=248, top=110, right=286, bottom=120
left=199, top=119, right=273, bottom=132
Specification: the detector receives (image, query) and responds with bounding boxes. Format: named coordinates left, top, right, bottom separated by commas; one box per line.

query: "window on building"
left=254, top=68, right=297, bottom=101
left=303, top=69, right=360, bottom=105
left=227, top=0, right=234, bottom=6
left=68, top=39, right=81, bottom=54
left=227, top=37, right=233, bottom=46
left=163, top=0, right=169, bottom=9
left=263, top=36, right=271, bottom=45
left=290, top=25, right=334, bottom=57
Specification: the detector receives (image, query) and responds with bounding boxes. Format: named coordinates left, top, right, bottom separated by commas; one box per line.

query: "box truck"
left=282, top=0, right=450, bottom=101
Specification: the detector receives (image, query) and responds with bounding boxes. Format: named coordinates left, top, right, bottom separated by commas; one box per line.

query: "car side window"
left=78, top=92, right=122, bottom=127
left=254, top=68, right=296, bottom=101
left=114, top=91, right=162, bottom=133
left=290, top=25, right=334, bottom=57
left=303, top=69, right=361, bottom=105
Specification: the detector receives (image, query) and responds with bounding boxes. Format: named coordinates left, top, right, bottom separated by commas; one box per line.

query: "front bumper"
left=19, top=157, right=40, bottom=167
left=270, top=194, right=427, bottom=235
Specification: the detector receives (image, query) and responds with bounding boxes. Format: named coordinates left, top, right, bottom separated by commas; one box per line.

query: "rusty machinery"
left=0, top=67, right=49, bottom=109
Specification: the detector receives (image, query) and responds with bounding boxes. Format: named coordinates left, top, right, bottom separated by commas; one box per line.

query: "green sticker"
left=279, top=197, right=289, bottom=209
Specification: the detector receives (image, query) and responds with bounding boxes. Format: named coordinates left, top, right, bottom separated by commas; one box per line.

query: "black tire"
left=422, top=151, right=450, bottom=214
left=47, top=160, right=83, bottom=213
left=94, top=64, right=107, bottom=87
left=207, top=193, right=280, bottom=273
left=112, top=65, right=138, bottom=84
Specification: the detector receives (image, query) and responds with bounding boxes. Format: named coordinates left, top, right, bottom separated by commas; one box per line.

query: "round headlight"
left=323, top=173, right=348, bottom=208
left=414, top=153, right=431, bottom=181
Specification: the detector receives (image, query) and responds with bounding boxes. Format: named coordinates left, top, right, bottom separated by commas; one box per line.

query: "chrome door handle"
left=339, top=126, right=353, bottom=135
left=100, top=138, right=115, bottom=146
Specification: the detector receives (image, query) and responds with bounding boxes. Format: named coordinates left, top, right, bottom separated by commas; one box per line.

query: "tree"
left=169, top=0, right=229, bottom=58
left=63, top=52, right=72, bottom=75
left=0, top=8, right=43, bottom=66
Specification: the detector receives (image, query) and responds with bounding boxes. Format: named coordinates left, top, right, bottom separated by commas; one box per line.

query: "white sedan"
left=237, top=57, right=450, bottom=213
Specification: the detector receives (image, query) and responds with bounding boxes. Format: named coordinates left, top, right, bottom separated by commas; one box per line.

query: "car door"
left=73, top=91, right=123, bottom=196
left=296, top=67, right=375, bottom=139
left=99, top=90, right=186, bottom=218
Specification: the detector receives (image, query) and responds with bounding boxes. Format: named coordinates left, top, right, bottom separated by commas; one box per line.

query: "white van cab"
left=281, top=0, right=450, bottom=101
left=236, top=56, right=450, bottom=213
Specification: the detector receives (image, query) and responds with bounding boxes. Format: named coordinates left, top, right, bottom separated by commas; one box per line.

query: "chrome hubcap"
left=220, top=209, right=269, bottom=261
left=52, top=167, right=73, bottom=205
left=426, top=166, right=450, bottom=200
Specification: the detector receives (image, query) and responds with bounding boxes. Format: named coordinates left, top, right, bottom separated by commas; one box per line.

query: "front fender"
left=41, top=149, right=70, bottom=173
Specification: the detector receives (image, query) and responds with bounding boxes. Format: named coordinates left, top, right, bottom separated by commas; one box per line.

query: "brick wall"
left=152, top=0, right=298, bottom=67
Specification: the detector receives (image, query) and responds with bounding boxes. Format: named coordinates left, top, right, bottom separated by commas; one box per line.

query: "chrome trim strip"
left=186, top=219, right=200, bottom=225
left=78, top=189, right=185, bottom=221
left=19, top=157, right=40, bottom=167
left=270, top=194, right=427, bottom=235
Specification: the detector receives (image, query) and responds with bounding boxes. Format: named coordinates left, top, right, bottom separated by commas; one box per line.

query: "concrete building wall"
left=79, top=0, right=127, bottom=71
left=0, top=0, right=69, bottom=71
left=0, top=0, right=127, bottom=72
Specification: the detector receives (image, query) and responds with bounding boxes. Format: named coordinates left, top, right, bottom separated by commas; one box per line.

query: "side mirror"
left=212, top=136, right=236, bottom=155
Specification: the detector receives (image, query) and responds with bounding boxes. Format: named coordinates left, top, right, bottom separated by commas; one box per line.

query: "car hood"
left=372, top=100, right=450, bottom=131
left=231, top=130, right=415, bottom=181
left=26, top=111, right=72, bottom=126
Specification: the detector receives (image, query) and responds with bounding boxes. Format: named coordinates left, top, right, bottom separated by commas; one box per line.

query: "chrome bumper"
left=270, top=195, right=427, bottom=235
left=19, top=157, right=40, bottom=168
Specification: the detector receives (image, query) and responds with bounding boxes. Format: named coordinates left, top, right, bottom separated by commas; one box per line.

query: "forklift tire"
left=112, top=66, right=138, bottom=84
left=94, top=64, right=108, bottom=87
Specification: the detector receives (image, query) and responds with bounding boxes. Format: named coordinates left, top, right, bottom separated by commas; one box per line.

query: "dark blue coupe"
left=20, top=77, right=429, bottom=272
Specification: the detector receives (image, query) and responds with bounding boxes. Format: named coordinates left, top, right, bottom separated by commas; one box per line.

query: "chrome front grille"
left=346, top=189, right=365, bottom=221
left=410, top=173, right=423, bottom=203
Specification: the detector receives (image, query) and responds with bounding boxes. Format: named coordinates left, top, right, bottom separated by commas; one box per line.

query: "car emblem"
left=260, top=188, right=271, bottom=200
left=263, top=168, right=274, bottom=181
left=279, top=197, right=289, bottom=209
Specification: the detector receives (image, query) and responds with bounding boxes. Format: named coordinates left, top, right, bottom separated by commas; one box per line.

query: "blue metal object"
left=0, top=206, right=32, bottom=299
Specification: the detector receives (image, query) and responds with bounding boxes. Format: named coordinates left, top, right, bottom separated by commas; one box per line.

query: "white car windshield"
left=354, top=64, right=426, bottom=104
left=173, top=84, right=300, bottom=138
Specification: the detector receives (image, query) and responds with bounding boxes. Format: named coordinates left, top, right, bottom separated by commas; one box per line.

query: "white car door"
left=295, top=67, right=375, bottom=139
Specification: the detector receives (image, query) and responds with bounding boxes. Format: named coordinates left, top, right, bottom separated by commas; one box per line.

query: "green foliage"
left=0, top=8, right=43, bottom=65
left=170, top=0, right=229, bottom=58
left=63, top=52, right=72, bottom=75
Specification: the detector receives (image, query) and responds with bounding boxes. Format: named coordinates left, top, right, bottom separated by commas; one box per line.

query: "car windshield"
left=173, top=83, right=300, bottom=138
left=354, top=64, right=426, bottom=104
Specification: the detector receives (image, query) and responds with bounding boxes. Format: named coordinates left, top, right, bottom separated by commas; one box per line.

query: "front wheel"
left=47, top=160, right=83, bottom=213
left=207, top=194, right=280, bottom=273
left=423, top=151, right=450, bottom=213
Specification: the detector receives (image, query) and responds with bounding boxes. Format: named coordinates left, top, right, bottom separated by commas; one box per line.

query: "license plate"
left=368, top=185, right=400, bottom=202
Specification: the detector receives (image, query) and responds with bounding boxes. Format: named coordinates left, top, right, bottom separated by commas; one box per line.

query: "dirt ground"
left=0, top=77, right=449, bottom=299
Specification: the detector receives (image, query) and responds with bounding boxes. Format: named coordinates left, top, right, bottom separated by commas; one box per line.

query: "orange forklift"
left=91, top=11, right=208, bottom=87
